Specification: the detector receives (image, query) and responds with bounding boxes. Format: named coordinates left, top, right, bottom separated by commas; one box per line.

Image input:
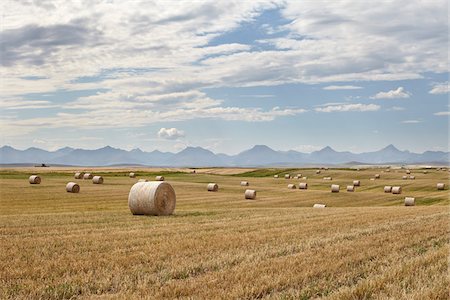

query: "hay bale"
left=346, top=185, right=355, bottom=192
left=409, top=176, right=415, bottom=180
left=297, top=174, right=302, bottom=178
left=402, top=176, right=408, bottom=180
left=284, top=174, right=290, bottom=179
left=313, top=204, right=326, bottom=208
left=299, top=182, right=308, bottom=189
left=406, top=170, right=411, bottom=174
left=384, top=186, right=392, bottom=193
left=392, top=186, right=402, bottom=194
left=244, top=189, right=256, bottom=199
left=207, top=183, right=219, bottom=192
left=316, top=170, right=321, bottom=174
left=128, top=181, right=176, bottom=216
left=74, top=172, right=84, bottom=179
left=138, top=179, right=149, bottom=182
left=29, top=175, right=41, bottom=184
left=240, top=181, right=249, bottom=186
left=273, top=175, right=279, bottom=178
left=302, top=176, right=307, bottom=180
left=323, top=177, right=332, bottom=180
left=293, top=176, right=299, bottom=179
left=437, top=183, right=446, bottom=190
left=374, top=174, right=380, bottom=179
left=66, top=182, right=80, bottom=193
left=404, top=197, right=415, bottom=206
left=370, top=178, right=375, bottom=181
left=129, top=172, right=136, bottom=178
left=287, top=184, right=296, bottom=189
left=423, top=170, right=428, bottom=174
left=353, top=180, right=360, bottom=186
left=83, top=173, right=93, bottom=180
left=331, top=184, right=340, bottom=193
left=385, top=169, right=390, bottom=172
left=155, top=176, right=164, bottom=181
left=92, top=176, right=103, bottom=184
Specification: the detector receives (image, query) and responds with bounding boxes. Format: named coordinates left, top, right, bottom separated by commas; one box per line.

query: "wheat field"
left=0, top=167, right=449, bottom=299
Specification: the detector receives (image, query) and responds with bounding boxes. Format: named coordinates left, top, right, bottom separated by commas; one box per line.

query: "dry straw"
left=240, top=181, right=249, bottom=186
left=207, top=183, right=219, bottom=192
left=287, top=184, right=296, bottom=189
left=437, top=183, right=445, bottom=190
left=384, top=186, right=392, bottom=193
left=244, top=189, right=256, bottom=199
left=128, top=181, right=176, bottom=216
left=299, top=182, right=308, bottom=189
left=74, top=172, right=84, bottom=179
left=66, top=182, right=80, bottom=193
left=313, top=204, right=326, bottom=208
left=29, top=175, right=41, bottom=184
left=331, top=184, right=340, bottom=193
left=353, top=180, right=360, bottom=186
left=83, top=173, right=93, bottom=180
left=155, top=176, right=164, bottom=181
left=92, top=176, right=103, bottom=184
left=392, top=186, right=402, bottom=194
left=404, top=197, right=415, bottom=206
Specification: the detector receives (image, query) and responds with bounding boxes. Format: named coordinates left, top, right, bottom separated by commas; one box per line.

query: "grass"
left=0, top=167, right=449, bottom=299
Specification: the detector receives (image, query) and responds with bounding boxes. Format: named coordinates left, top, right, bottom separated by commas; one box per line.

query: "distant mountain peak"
left=382, top=144, right=400, bottom=151
left=317, top=146, right=336, bottom=153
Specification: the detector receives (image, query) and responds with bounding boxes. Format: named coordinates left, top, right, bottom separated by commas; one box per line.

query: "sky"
left=1, top=0, right=449, bottom=154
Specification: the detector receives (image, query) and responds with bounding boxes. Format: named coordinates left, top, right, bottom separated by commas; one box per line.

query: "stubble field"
left=0, top=167, right=449, bottom=299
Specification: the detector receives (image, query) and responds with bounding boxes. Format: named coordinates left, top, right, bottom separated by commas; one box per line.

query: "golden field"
left=0, top=167, right=449, bottom=299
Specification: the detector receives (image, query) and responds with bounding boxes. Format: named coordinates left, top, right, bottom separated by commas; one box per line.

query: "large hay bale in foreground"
left=331, top=184, right=340, bottom=193
left=313, top=204, right=326, bottom=208
left=240, top=181, right=249, bottom=186
left=74, top=172, right=84, bottom=179
left=129, top=172, right=136, bottom=178
left=83, top=173, right=93, bottom=180
left=392, top=186, right=402, bottom=194
left=353, top=180, right=360, bottom=186
left=207, top=183, right=219, bottom=192
left=404, top=197, right=415, bottom=206
left=155, top=176, right=164, bottom=181
left=66, top=182, right=80, bottom=193
left=437, top=183, right=446, bottom=190
left=299, top=182, right=308, bottom=189
left=92, top=176, right=103, bottom=184
left=128, top=181, right=176, bottom=216
left=29, top=175, right=41, bottom=184
left=244, top=189, right=256, bottom=199
left=384, top=186, right=392, bottom=193
left=346, top=185, right=355, bottom=192
left=287, top=184, right=296, bottom=189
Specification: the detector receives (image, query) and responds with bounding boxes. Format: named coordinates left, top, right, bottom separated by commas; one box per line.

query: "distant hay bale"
left=240, top=181, right=249, bottom=186
left=29, top=175, right=41, bottom=184
left=384, top=186, right=392, bottom=193
left=299, top=182, right=308, bottom=189
left=402, top=176, right=408, bottom=180
left=406, top=170, right=411, bottom=174
left=287, top=184, right=296, bottom=189
left=138, top=179, right=149, bottom=182
left=404, top=197, right=415, bottom=206
left=83, top=173, right=93, bottom=180
left=409, top=176, right=415, bottom=180
left=92, top=176, right=103, bottom=184
left=66, top=182, right=80, bottom=193
left=437, top=183, right=445, bottom=190
left=323, top=177, right=332, bottom=180
left=207, top=183, right=219, bottom=192
left=324, top=167, right=329, bottom=170
left=129, top=172, right=136, bottom=178
left=313, top=204, right=326, bottom=208
left=385, top=169, right=390, bottom=172
left=370, top=178, right=375, bottom=181
left=297, top=174, right=302, bottom=178
left=374, top=174, right=380, bottom=179
left=353, top=180, right=360, bottom=186
left=284, top=174, right=290, bottom=179
left=128, top=181, right=176, bottom=216
left=74, top=172, right=84, bottom=179
left=392, top=186, right=402, bottom=194
left=302, top=176, right=307, bottom=180
left=273, top=175, right=279, bottom=178
left=316, top=170, right=321, bottom=174
left=244, top=189, right=256, bottom=199
left=155, top=176, right=164, bottom=181
left=423, top=170, right=428, bottom=174
left=346, top=185, right=355, bottom=192
left=331, top=184, right=340, bottom=193
left=293, top=176, right=299, bottom=179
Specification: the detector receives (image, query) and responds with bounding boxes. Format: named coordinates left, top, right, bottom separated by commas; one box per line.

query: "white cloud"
left=157, top=128, right=185, bottom=140
left=434, top=111, right=450, bottom=116
left=323, top=85, right=363, bottom=90
left=402, top=120, right=421, bottom=124
left=429, top=82, right=449, bottom=94
left=315, top=103, right=380, bottom=113
left=293, top=144, right=323, bottom=153
left=370, top=87, right=411, bottom=99
left=388, top=106, right=405, bottom=111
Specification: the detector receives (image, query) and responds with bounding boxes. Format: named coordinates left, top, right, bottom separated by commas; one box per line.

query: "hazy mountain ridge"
left=0, top=144, right=448, bottom=166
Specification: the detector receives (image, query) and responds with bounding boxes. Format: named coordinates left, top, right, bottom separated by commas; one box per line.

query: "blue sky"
left=1, top=1, right=448, bottom=154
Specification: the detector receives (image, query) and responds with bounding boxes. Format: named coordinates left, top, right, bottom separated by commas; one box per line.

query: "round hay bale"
left=29, top=175, right=41, bottom=184
left=323, top=177, right=332, bottom=180
left=293, top=176, right=299, bottom=179
left=409, top=176, right=415, bottom=180
left=240, top=181, right=249, bottom=186
left=392, top=186, right=402, bottom=194
left=385, top=169, right=390, bottom=172
left=402, top=176, right=408, bottom=180
left=244, top=189, right=256, bottom=199
left=346, top=185, right=355, bottom=192
left=353, top=180, right=360, bottom=186
left=423, top=170, right=428, bottom=174
left=302, top=176, right=308, bottom=180
left=287, top=184, right=296, bottom=189
left=374, top=174, right=380, bottom=179
left=83, top=173, right=93, bottom=180
left=138, top=179, right=149, bottom=182
left=207, top=183, right=219, bottom=192
left=404, top=197, right=415, bottom=206
left=74, top=172, right=84, bottom=179
left=273, top=175, right=279, bottom=178
left=66, top=182, right=80, bottom=193
left=297, top=174, right=302, bottom=178
left=331, top=184, right=340, bottom=193
left=284, top=174, right=290, bottom=179
left=384, top=186, right=392, bottom=193
left=437, top=183, right=445, bottom=190
left=316, top=170, right=321, bottom=174
left=313, top=204, right=326, bottom=208
left=299, top=182, right=308, bottom=189
left=406, top=170, right=411, bottom=174
left=129, top=172, right=136, bottom=178
left=370, top=178, right=375, bottom=181
left=92, top=176, right=103, bottom=184
left=128, top=181, right=176, bottom=216
left=155, top=176, right=164, bottom=181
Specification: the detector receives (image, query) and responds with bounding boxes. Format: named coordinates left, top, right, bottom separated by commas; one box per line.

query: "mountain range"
left=0, top=144, right=448, bottom=167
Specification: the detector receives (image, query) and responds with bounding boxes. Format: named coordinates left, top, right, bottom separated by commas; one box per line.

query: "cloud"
left=388, top=106, right=405, bottom=111
left=315, top=103, right=380, bottom=113
left=429, top=82, right=449, bottom=94
left=370, top=87, right=411, bottom=99
left=158, top=128, right=185, bottom=140
left=322, top=85, right=363, bottom=90
left=402, top=120, right=421, bottom=123
left=293, top=144, right=323, bottom=153
left=434, top=111, right=450, bottom=116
